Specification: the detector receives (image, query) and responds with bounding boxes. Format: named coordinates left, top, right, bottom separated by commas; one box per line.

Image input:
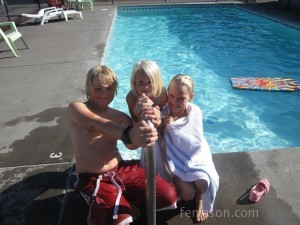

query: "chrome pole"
left=143, top=119, right=156, bottom=225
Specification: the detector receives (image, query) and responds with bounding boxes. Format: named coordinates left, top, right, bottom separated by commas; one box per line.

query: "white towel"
left=162, top=102, right=219, bottom=213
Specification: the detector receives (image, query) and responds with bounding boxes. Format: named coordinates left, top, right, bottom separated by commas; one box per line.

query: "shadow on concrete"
left=1, top=107, right=72, bottom=167
left=0, top=165, right=74, bottom=225
left=236, top=187, right=253, bottom=205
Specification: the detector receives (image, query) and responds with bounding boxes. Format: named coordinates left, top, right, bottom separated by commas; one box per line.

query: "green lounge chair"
left=0, top=22, right=29, bottom=57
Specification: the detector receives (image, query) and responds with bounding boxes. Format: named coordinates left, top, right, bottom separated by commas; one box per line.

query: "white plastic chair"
left=22, top=7, right=66, bottom=25
left=76, top=0, right=93, bottom=11
left=0, top=22, right=29, bottom=57
left=21, top=7, right=56, bottom=23
left=40, top=8, right=65, bottom=25
left=63, top=10, right=83, bottom=21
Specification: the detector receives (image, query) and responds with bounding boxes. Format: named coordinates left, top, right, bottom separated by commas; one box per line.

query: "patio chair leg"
left=8, top=40, right=20, bottom=57
left=20, top=37, right=29, bottom=49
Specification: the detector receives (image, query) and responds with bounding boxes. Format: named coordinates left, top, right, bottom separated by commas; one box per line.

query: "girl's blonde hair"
left=130, top=60, right=165, bottom=98
left=168, top=74, right=194, bottom=96
left=85, top=65, right=118, bottom=100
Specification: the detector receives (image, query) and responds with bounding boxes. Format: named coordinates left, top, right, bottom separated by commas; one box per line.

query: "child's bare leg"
left=173, top=176, right=195, bottom=201
left=195, top=179, right=209, bottom=222
left=195, top=191, right=208, bottom=222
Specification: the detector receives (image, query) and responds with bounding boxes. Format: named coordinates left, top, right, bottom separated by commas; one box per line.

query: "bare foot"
left=195, top=197, right=209, bottom=222
left=195, top=207, right=209, bottom=222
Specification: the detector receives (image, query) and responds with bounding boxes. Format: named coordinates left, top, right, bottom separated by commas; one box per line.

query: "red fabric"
left=76, top=160, right=176, bottom=225
left=45, top=0, right=64, bottom=8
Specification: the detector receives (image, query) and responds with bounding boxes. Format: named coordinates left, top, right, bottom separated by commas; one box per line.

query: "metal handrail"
left=143, top=119, right=156, bottom=225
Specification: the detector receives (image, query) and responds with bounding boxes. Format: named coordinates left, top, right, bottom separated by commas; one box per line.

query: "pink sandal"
left=249, top=179, right=270, bottom=202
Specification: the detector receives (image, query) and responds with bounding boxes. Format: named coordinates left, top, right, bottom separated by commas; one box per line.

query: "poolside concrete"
left=0, top=1, right=300, bottom=225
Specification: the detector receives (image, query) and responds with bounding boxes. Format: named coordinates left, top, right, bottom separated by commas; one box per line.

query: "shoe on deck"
left=249, top=178, right=270, bottom=203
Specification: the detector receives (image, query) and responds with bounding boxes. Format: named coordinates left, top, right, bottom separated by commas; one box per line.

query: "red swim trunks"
left=75, top=160, right=176, bottom=225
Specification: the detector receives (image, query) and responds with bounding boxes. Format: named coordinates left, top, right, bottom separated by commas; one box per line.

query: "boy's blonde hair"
left=130, top=60, right=165, bottom=98
left=168, top=74, right=194, bottom=96
left=85, top=65, right=118, bottom=100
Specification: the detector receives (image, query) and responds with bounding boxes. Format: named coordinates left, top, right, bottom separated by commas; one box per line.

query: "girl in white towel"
left=161, top=74, right=219, bottom=222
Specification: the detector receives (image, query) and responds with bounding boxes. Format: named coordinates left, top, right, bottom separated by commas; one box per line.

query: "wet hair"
left=85, top=65, right=118, bottom=100
left=130, top=60, right=165, bottom=98
left=168, top=74, right=194, bottom=96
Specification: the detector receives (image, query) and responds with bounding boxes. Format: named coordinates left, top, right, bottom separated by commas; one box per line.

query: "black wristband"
left=121, top=125, right=133, bottom=145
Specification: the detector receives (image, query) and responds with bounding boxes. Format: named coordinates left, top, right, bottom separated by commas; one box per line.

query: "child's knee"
left=195, top=179, right=209, bottom=193
left=181, top=191, right=195, bottom=201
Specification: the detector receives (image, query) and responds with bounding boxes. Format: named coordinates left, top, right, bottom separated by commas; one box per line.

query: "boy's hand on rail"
left=130, top=121, right=158, bottom=147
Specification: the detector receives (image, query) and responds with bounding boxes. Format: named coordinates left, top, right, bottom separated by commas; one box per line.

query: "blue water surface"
left=103, top=5, right=300, bottom=158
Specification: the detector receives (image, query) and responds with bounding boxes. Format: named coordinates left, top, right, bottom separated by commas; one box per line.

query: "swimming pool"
left=103, top=4, right=300, bottom=158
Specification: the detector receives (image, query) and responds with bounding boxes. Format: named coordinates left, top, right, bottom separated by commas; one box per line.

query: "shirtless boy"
left=68, top=65, right=176, bottom=225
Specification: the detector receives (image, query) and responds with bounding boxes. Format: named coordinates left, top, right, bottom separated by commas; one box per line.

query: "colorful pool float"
left=230, top=77, right=300, bottom=92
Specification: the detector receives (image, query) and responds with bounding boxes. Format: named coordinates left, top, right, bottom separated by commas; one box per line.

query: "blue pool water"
left=104, top=5, right=300, bottom=158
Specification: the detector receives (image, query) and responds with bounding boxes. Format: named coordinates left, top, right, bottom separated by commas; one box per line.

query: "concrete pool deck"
left=0, top=1, right=299, bottom=225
